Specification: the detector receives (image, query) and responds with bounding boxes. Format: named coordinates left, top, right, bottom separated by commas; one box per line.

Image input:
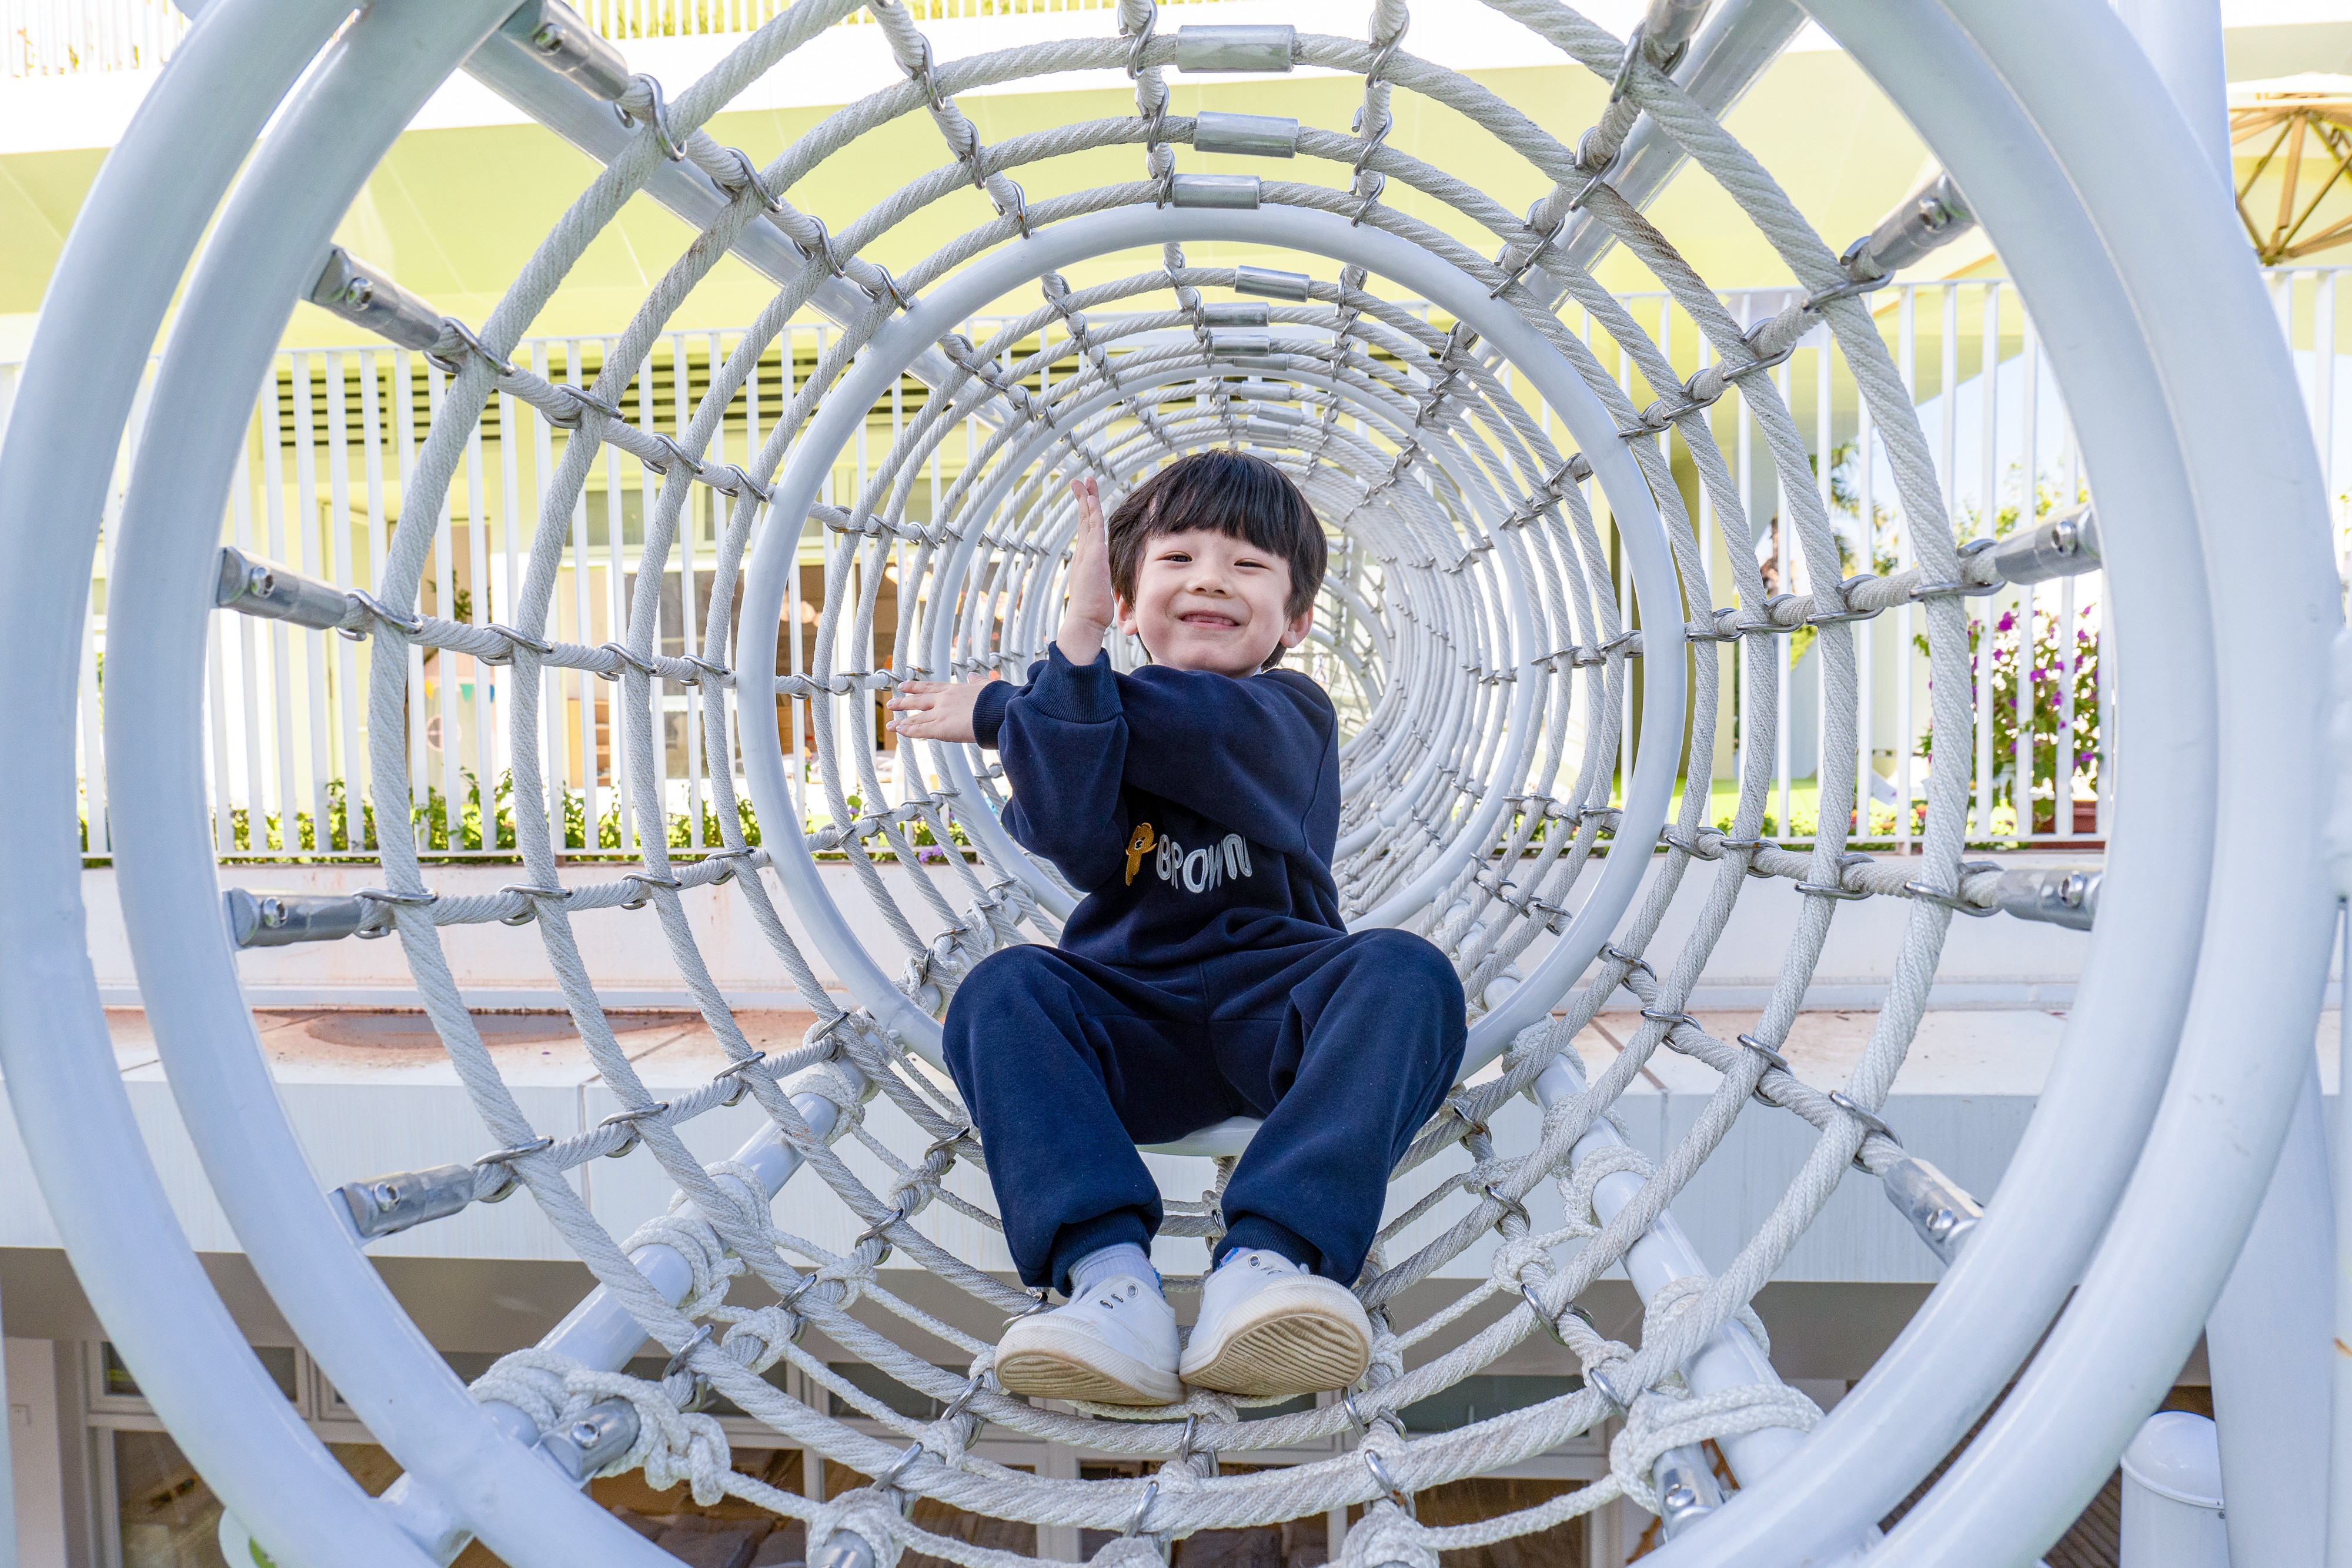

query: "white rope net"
left=221, top=0, right=2059, bottom=1557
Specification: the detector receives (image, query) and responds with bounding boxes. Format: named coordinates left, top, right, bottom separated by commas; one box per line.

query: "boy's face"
left=1117, top=527, right=1314, bottom=678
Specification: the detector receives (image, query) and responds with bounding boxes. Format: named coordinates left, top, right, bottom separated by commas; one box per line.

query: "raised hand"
left=1058, top=474, right=1117, bottom=665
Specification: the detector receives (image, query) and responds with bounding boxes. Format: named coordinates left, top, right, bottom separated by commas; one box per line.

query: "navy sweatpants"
left=941, top=928, right=1466, bottom=1293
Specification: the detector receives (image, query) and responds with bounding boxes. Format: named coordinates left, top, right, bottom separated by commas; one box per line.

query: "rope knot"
left=1488, top=1233, right=1555, bottom=1297
left=811, top=1488, right=908, bottom=1568
left=1559, top=1143, right=1652, bottom=1238
left=1606, top=1379, right=1822, bottom=1515
left=1339, top=1503, right=1435, bottom=1568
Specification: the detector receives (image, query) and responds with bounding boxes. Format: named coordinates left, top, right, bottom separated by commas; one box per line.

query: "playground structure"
left=0, top=1, right=2338, bottom=1566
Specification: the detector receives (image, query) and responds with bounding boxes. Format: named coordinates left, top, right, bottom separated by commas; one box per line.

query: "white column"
left=2114, top=0, right=2231, bottom=185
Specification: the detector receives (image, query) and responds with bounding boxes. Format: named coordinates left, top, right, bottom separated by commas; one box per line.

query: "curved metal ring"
left=472, top=1136, right=557, bottom=1203
left=594, top=1099, right=673, bottom=1158
left=660, top=1321, right=714, bottom=1383
left=347, top=589, right=425, bottom=637
left=1737, top=1033, right=1792, bottom=1073
left=1124, top=1479, right=1160, bottom=1537
left=1903, top=878, right=1998, bottom=918
left=424, top=316, right=519, bottom=380
left=1362, top=1450, right=1413, bottom=1515
left=617, top=72, right=687, bottom=162
left=1481, top=1183, right=1532, bottom=1229
left=1828, top=1090, right=1901, bottom=1146
left=495, top=882, right=564, bottom=927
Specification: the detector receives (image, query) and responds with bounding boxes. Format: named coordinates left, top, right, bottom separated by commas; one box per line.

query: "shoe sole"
left=996, top=1327, right=1182, bottom=1407
left=1180, top=1281, right=1372, bottom=1399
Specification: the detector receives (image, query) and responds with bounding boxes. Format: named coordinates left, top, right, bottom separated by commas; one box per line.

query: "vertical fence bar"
left=496, top=375, right=523, bottom=812
left=571, top=338, right=599, bottom=851
left=233, top=428, right=265, bottom=856
left=1972, top=284, right=1997, bottom=840
left=684, top=332, right=709, bottom=850
left=292, top=352, right=333, bottom=847
left=1814, top=328, right=1833, bottom=838
left=325, top=352, right=362, bottom=850
left=540, top=343, right=570, bottom=851
left=2015, top=300, right=2039, bottom=839
left=1771, top=358, right=1791, bottom=837
left=261, top=365, right=299, bottom=852
left=1856, top=367, right=1876, bottom=841
left=395, top=350, right=429, bottom=847
left=465, top=397, right=494, bottom=854
left=359, top=349, right=389, bottom=853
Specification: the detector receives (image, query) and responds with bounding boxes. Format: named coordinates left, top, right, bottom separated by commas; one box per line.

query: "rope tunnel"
left=2, top=0, right=2330, bottom=1564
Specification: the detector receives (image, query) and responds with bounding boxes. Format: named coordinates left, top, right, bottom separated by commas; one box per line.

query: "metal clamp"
left=1727, top=319, right=1797, bottom=381
left=425, top=317, right=519, bottom=380
left=1342, top=1390, right=1401, bottom=1436
left=1909, top=537, right=2003, bottom=599
left=1902, top=862, right=1999, bottom=917
left=877, top=1440, right=927, bottom=1490
left=1482, top=1183, right=1532, bottom=1229
left=1736, top=1033, right=1790, bottom=1073
left=1122, top=0, right=1158, bottom=76
left=1659, top=827, right=1720, bottom=861
left=619, top=870, right=683, bottom=910
left=720, top=146, right=783, bottom=212
left=1123, top=1479, right=1161, bottom=1537
left=352, top=886, right=437, bottom=939
left=495, top=882, right=565, bottom=925
left=1828, top=1090, right=1900, bottom=1149
left=594, top=641, right=661, bottom=681
left=1362, top=1451, right=1414, bottom=1516
left=596, top=1100, right=672, bottom=1158
left=1795, top=851, right=1875, bottom=901
left=1639, top=1005, right=1698, bottom=1032
left=1803, top=269, right=1891, bottom=311
left=661, top=1322, right=714, bottom=1385
left=348, top=590, right=425, bottom=637
left=854, top=1205, right=907, bottom=1265
left=1806, top=573, right=1882, bottom=626
left=472, top=1135, right=557, bottom=1203
left=1584, top=1365, right=1633, bottom=1415
left=713, top=1052, right=771, bottom=1107
left=1601, top=943, right=1655, bottom=981
left=617, top=72, right=687, bottom=161
left=546, top=383, right=623, bottom=430
left=480, top=622, right=555, bottom=664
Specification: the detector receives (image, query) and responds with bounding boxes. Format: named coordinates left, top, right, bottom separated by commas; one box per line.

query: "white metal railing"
left=3, top=274, right=2167, bottom=862
left=4, top=0, right=183, bottom=75
left=4, top=0, right=1221, bottom=76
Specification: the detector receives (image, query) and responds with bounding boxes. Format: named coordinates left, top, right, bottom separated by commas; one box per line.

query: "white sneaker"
left=1178, top=1249, right=1372, bottom=1398
left=995, top=1276, right=1181, bottom=1406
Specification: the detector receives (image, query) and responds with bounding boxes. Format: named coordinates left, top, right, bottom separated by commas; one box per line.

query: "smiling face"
left=1117, top=527, right=1314, bottom=678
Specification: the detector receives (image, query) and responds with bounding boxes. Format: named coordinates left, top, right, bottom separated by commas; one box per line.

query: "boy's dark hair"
left=1107, top=452, right=1328, bottom=634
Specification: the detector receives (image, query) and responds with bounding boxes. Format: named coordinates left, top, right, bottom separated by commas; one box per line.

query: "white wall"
left=6, top=1341, right=62, bottom=1568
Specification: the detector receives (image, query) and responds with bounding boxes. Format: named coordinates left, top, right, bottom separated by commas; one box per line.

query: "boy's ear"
left=1281, top=604, right=1315, bottom=650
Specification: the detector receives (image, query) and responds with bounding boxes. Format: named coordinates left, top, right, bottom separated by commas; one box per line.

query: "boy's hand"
left=888, top=678, right=993, bottom=744
left=1057, top=476, right=1117, bottom=666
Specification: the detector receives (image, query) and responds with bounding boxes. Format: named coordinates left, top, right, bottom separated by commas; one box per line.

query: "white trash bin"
left=2122, top=1411, right=2230, bottom=1568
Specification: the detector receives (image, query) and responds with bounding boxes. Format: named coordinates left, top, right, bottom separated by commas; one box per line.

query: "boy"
left=887, top=452, right=1465, bottom=1407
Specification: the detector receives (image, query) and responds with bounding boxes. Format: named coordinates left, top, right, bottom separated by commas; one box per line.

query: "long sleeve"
left=991, top=647, right=1131, bottom=890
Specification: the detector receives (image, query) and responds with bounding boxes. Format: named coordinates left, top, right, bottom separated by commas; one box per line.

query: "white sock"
left=1068, top=1242, right=1158, bottom=1298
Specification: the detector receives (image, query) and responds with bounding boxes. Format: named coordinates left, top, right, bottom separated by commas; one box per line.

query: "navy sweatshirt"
left=971, top=646, right=1344, bottom=986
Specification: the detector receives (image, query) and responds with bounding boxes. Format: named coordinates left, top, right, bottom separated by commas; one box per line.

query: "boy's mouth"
left=1177, top=611, right=1241, bottom=630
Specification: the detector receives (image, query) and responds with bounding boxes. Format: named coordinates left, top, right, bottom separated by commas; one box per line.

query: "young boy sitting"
left=886, top=452, right=1465, bottom=1406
